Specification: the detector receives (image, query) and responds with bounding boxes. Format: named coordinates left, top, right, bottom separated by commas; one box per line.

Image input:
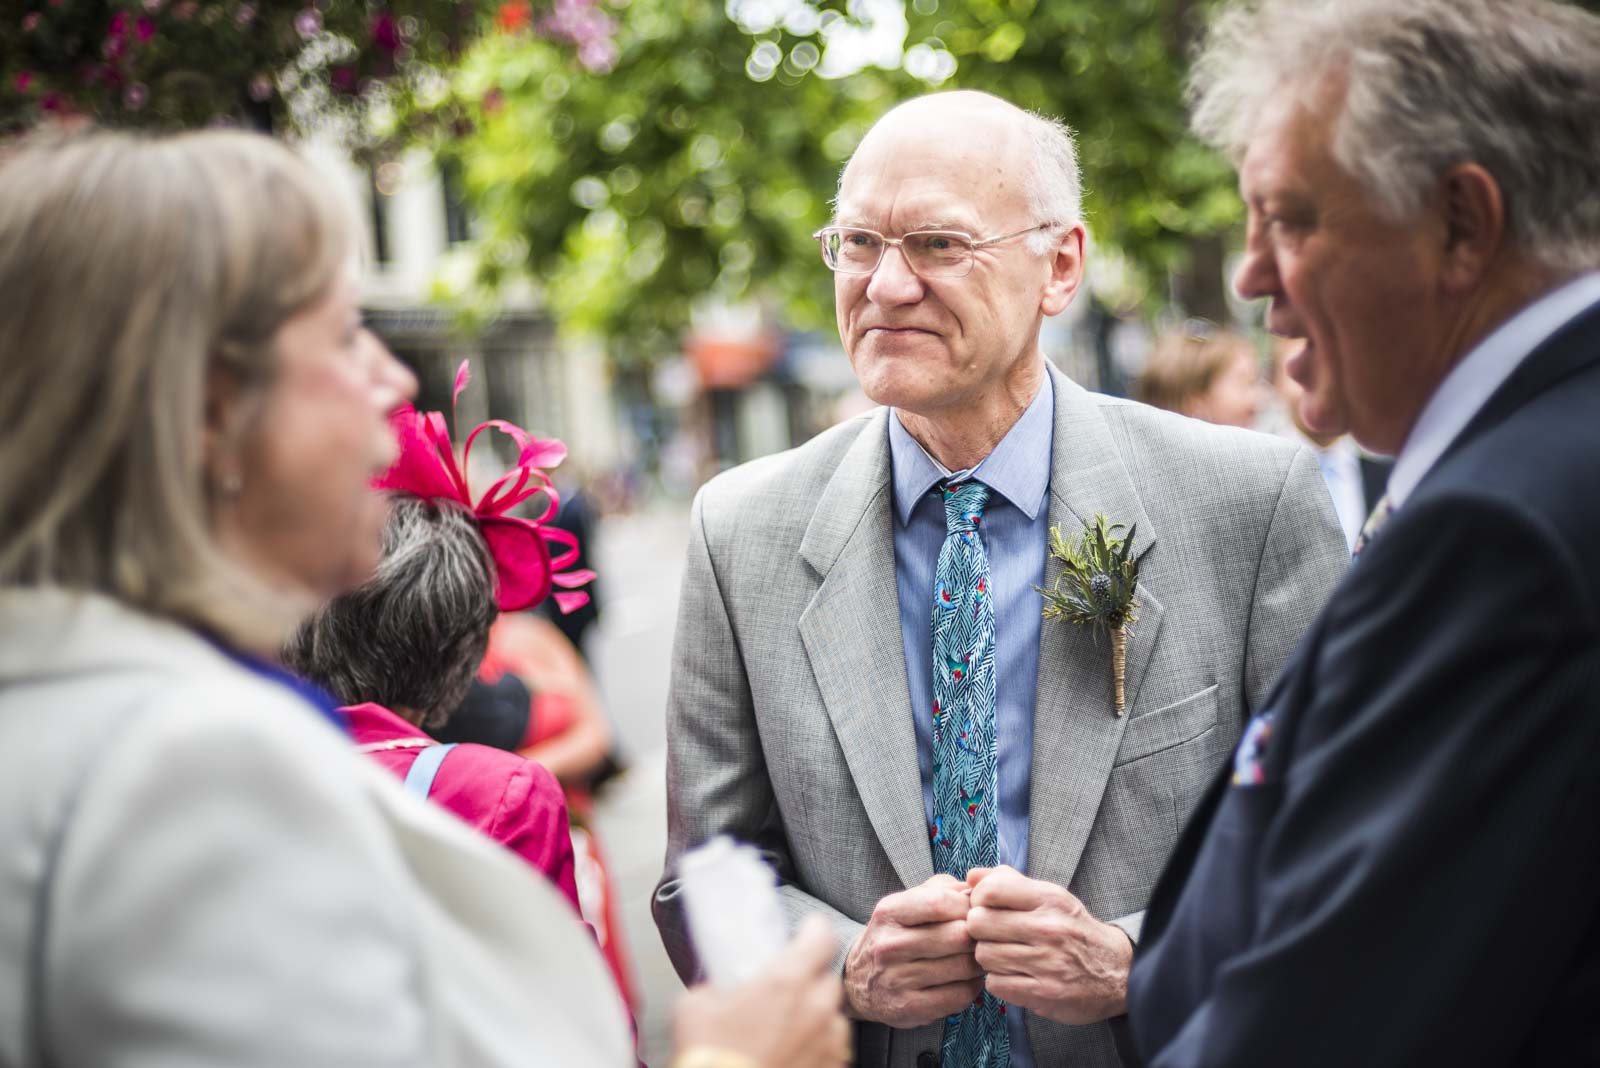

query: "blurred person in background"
left=479, top=608, right=641, bottom=1013
left=1260, top=337, right=1391, bottom=550
left=284, top=372, right=639, bottom=1016
left=0, top=127, right=848, bottom=1068
left=537, top=481, right=603, bottom=659
left=1134, top=322, right=1263, bottom=429
left=531, top=478, right=635, bottom=793
left=282, top=494, right=583, bottom=913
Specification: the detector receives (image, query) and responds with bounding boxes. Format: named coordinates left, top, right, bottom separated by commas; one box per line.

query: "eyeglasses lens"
left=820, top=228, right=973, bottom=278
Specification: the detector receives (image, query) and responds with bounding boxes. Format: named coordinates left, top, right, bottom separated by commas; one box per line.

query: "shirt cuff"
left=1109, top=909, right=1144, bottom=945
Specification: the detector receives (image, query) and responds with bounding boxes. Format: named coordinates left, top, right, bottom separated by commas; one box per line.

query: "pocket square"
left=1231, top=710, right=1276, bottom=786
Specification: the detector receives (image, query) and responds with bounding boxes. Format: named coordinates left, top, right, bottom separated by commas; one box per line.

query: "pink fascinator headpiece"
left=374, top=360, right=594, bottom=614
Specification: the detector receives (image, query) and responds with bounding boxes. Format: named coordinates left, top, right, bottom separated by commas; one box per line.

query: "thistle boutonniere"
left=1038, top=513, right=1148, bottom=717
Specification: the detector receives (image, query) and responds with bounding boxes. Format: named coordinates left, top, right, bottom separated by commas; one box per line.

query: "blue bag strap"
left=403, top=743, right=457, bottom=800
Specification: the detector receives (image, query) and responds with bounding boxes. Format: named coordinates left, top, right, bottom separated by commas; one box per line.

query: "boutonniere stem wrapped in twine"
left=1038, top=514, right=1147, bottom=716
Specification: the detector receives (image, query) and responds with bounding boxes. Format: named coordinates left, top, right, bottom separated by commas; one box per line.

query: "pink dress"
left=344, top=701, right=581, bottom=912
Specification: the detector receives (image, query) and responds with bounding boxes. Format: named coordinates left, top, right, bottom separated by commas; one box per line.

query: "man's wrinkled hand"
left=965, top=865, right=1133, bottom=1025
left=843, top=874, right=985, bottom=1028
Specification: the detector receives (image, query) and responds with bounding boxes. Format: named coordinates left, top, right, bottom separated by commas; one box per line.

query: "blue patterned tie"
left=929, top=480, right=1008, bottom=1068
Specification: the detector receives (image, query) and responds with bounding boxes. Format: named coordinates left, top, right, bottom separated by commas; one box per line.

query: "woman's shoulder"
left=438, top=742, right=564, bottom=806
left=431, top=744, right=568, bottom=841
left=1, top=590, right=356, bottom=787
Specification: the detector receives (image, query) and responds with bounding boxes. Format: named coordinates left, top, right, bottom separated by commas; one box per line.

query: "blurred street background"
left=587, top=501, right=688, bottom=1067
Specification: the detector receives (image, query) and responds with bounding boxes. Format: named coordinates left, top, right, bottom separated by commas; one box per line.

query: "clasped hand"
left=843, top=866, right=1131, bottom=1028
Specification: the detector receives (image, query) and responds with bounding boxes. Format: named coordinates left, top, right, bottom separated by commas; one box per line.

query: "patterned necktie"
left=929, top=480, right=1009, bottom=1068
left=1352, top=492, right=1394, bottom=557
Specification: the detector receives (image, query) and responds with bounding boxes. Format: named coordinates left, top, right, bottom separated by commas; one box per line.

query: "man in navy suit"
left=1126, top=1, right=1600, bottom=1065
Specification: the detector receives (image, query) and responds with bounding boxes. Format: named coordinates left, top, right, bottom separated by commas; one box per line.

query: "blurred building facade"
left=301, top=141, right=620, bottom=479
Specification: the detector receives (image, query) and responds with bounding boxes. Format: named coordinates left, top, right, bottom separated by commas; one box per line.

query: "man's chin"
left=853, top=354, right=943, bottom=407
left=1298, top=400, right=1349, bottom=443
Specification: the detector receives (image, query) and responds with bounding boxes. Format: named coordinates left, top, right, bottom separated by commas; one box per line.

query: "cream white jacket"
left=0, top=589, right=631, bottom=1068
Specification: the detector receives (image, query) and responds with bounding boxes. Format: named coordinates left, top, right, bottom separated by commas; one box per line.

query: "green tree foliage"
left=448, top=0, right=1600, bottom=353
left=431, top=1, right=895, bottom=362
left=0, top=0, right=614, bottom=135
left=902, top=0, right=1238, bottom=315
left=438, top=0, right=1240, bottom=355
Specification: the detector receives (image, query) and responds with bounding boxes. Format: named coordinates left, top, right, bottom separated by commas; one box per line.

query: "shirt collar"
left=1388, top=272, right=1600, bottom=508
left=341, top=700, right=429, bottom=742
left=889, top=371, right=1054, bottom=526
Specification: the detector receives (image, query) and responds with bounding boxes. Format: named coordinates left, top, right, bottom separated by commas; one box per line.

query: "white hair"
left=1189, top=0, right=1600, bottom=273
left=1018, top=107, right=1083, bottom=254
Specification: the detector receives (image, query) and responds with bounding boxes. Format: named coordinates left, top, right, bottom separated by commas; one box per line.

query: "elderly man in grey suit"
left=654, top=90, right=1348, bottom=1068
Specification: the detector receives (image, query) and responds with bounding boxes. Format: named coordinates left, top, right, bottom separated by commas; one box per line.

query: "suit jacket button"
left=917, top=1054, right=940, bottom=1068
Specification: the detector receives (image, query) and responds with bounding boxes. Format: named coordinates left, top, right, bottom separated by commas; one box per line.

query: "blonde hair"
left=1135, top=324, right=1255, bottom=417
left=0, top=128, right=352, bottom=652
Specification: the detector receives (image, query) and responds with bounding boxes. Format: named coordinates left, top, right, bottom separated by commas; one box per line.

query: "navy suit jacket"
left=1127, top=296, right=1600, bottom=1067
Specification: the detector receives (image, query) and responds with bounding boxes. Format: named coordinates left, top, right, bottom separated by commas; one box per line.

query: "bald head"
left=858, top=90, right=1031, bottom=155
left=837, top=91, right=1082, bottom=244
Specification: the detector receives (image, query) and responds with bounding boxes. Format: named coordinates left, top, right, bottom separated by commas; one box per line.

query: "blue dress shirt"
left=889, top=373, right=1054, bottom=1067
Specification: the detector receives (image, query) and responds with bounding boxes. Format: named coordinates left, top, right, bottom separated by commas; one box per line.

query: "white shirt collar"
left=1387, top=272, right=1600, bottom=508
left=1314, top=436, right=1366, bottom=550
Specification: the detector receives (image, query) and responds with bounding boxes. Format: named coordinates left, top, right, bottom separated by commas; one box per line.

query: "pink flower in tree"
left=539, top=0, right=618, bottom=71
left=371, top=12, right=402, bottom=53
left=578, top=37, right=617, bottom=72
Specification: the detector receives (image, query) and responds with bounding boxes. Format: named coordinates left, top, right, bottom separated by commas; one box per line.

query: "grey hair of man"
left=1189, top=0, right=1600, bottom=273
left=834, top=93, right=1083, bottom=256
left=283, top=494, right=497, bottom=729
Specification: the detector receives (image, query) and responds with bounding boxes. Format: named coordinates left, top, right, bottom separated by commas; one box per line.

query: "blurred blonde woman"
left=0, top=129, right=847, bottom=1068
left=1135, top=320, right=1264, bottom=428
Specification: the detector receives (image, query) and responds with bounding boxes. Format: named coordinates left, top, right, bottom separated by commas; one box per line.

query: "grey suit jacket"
left=654, top=365, right=1348, bottom=1067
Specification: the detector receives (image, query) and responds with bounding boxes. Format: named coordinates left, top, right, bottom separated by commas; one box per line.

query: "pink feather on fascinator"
left=373, top=360, right=595, bottom=614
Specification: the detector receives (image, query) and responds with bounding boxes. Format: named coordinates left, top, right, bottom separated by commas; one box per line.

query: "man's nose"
left=865, top=243, right=926, bottom=306
left=1233, top=236, right=1278, bottom=302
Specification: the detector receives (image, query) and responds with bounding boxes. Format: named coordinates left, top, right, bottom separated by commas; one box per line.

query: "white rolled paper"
left=679, top=836, right=789, bottom=990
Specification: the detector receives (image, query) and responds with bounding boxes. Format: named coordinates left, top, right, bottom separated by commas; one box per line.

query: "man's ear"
left=1435, top=163, right=1506, bottom=294
left=1040, top=223, right=1087, bottom=317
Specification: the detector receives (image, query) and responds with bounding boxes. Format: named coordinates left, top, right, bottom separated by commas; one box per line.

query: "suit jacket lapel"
left=1028, top=368, right=1167, bottom=889
left=797, top=410, right=935, bottom=890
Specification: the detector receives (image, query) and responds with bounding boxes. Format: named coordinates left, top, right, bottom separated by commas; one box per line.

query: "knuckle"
left=872, top=930, right=903, bottom=965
